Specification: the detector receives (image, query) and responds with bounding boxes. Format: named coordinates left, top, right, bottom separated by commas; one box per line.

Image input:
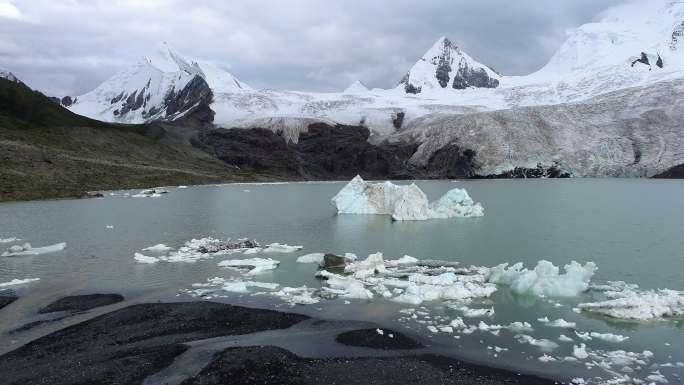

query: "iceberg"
left=2, top=242, right=66, bottom=257
left=331, top=175, right=484, bottom=221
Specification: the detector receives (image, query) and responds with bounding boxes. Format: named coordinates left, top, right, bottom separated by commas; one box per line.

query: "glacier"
left=331, top=175, right=484, bottom=221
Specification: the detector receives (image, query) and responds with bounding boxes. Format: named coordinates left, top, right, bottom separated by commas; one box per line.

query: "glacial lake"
left=1, top=179, right=683, bottom=384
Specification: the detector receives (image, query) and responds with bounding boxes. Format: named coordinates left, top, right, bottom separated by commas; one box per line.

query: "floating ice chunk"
left=319, top=271, right=374, bottom=300
left=487, top=260, right=597, bottom=297
left=559, top=334, right=574, bottom=342
left=538, top=354, right=557, bottom=363
left=515, top=334, right=560, bottom=352
left=263, top=243, right=303, bottom=253
left=579, top=284, right=684, bottom=321
left=543, top=318, right=577, bottom=328
left=272, top=286, right=319, bottom=305
left=589, top=332, right=629, bottom=343
left=218, top=258, right=280, bottom=275
left=646, top=372, right=669, bottom=384
left=134, top=253, right=159, bottom=264
left=449, top=317, right=467, bottom=329
left=507, top=321, right=534, bottom=333
left=142, top=244, right=174, bottom=253
left=0, top=237, right=20, bottom=243
left=296, top=253, right=325, bottom=264
left=573, top=344, right=589, bottom=359
left=494, top=346, right=508, bottom=353
left=2, top=242, right=66, bottom=257
left=177, top=186, right=188, bottom=189
left=428, top=187, right=485, bottom=218
left=439, top=326, right=454, bottom=333
left=106, top=225, right=114, bottom=229
left=571, top=378, right=586, bottom=384
left=344, top=252, right=386, bottom=279
left=221, top=280, right=279, bottom=293
left=331, top=176, right=484, bottom=221
left=537, top=316, right=550, bottom=323
left=459, top=306, right=495, bottom=318
left=0, top=278, right=40, bottom=288
left=427, top=325, right=439, bottom=333
left=385, top=255, right=419, bottom=267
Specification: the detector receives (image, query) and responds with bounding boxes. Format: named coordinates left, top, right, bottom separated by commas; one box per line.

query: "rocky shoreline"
left=0, top=295, right=556, bottom=385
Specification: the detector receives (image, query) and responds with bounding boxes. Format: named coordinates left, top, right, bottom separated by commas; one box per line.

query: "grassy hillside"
left=0, top=78, right=264, bottom=202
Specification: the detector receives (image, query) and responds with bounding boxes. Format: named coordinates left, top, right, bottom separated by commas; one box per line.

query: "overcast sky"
left=0, top=0, right=623, bottom=96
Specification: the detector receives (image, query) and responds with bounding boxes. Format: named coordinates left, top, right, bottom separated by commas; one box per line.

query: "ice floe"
left=2, top=242, right=66, bottom=257
left=263, top=243, right=303, bottom=253
left=296, top=253, right=326, bottom=264
left=218, top=258, right=280, bottom=275
left=579, top=281, right=684, bottom=321
left=0, top=237, right=20, bottom=243
left=331, top=175, right=484, bottom=221
left=514, top=334, right=560, bottom=352
left=134, top=253, right=159, bottom=264
left=487, top=260, right=597, bottom=297
left=142, top=244, right=174, bottom=253
left=0, top=278, right=40, bottom=288
left=540, top=318, right=577, bottom=328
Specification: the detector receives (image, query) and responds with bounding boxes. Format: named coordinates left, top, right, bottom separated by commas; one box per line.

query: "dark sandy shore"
left=0, top=295, right=556, bottom=385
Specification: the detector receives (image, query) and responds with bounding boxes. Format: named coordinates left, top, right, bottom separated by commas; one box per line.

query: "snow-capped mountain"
left=69, top=43, right=248, bottom=123
left=399, top=37, right=501, bottom=94
left=67, top=0, right=684, bottom=177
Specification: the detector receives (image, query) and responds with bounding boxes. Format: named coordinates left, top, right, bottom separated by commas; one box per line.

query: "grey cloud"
left=0, top=0, right=622, bottom=96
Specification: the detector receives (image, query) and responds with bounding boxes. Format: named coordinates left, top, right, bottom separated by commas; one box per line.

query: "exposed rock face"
left=653, top=164, right=684, bottom=178
left=194, top=123, right=479, bottom=180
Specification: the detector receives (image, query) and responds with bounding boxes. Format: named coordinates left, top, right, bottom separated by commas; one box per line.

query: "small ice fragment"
left=218, top=258, right=280, bottom=275
left=376, top=328, right=384, bottom=336
left=545, top=318, right=576, bottom=328
left=134, top=253, right=159, bottom=264
left=427, top=325, right=439, bottom=333
left=106, top=225, right=114, bottom=229
left=142, top=244, right=174, bottom=253
left=296, top=253, right=325, bottom=264
left=572, top=344, right=589, bottom=360
left=558, top=334, right=574, bottom=342
left=0, top=238, right=20, bottom=243
left=589, top=332, right=629, bottom=343
left=263, top=243, right=303, bottom=253
left=538, top=354, right=557, bottom=363
left=388, top=334, right=394, bottom=338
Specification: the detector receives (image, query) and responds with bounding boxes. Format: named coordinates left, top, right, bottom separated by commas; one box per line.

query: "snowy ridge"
left=69, top=42, right=248, bottom=123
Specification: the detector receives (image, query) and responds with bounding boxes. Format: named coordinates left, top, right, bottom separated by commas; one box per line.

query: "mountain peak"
left=344, top=80, right=369, bottom=93
left=400, top=36, right=500, bottom=94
